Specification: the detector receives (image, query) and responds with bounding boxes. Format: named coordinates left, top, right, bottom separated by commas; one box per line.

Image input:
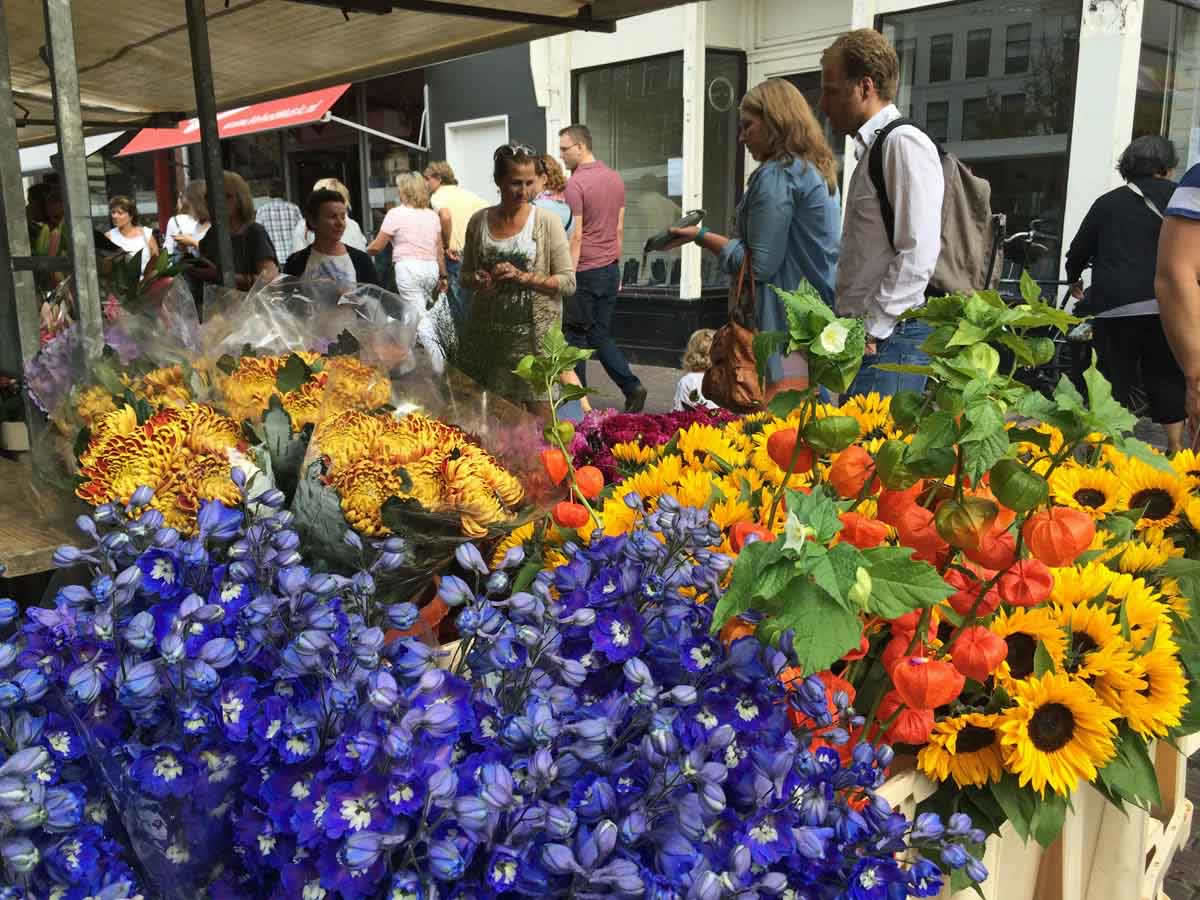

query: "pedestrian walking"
left=367, top=173, right=449, bottom=373
left=665, top=78, right=840, bottom=391
left=196, top=171, right=280, bottom=292
left=1067, top=136, right=1183, bottom=453
left=256, top=179, right=302, bottom=262
left=533, top=154, right=573, bottom=235
left=459, top=143, right=586, bottom=412
left=559, top=124, right=647, bottom=412
left=292, top=178, right=369, bottom=252
left=820, top=28, right=944, bottom=398
left=283, top=188, right=380, bottom=287
left=673, top=329, right=719, bottom=411
left=424, top=161, right=487, bottom=328
left=106, top=195, right=159, bottom=273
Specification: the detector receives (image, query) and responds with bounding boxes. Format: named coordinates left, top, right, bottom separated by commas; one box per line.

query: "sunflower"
left=676, top=423, right=745, bottom=473
left=1048, top=466, right=1126, bottom=517
left=1112, top=538, right=1176, bottom=576
left=711, top=495, right=755, bottom=532
left=612, top=440, right=657, bottom=468
left=1160, top=577, right=1191, bottom=619
left=990, top=607, right=1067, bottom=691
left=1107, top=637, right=1189, bottom=739
left=492, top=521, right=536, bottom=568
left=1047, top=562, right=1116, bottom=608
left=1186, top=497, right=1200, bottom=534
left=671, top=467, right=719, bottom=510
left=1100, top=572, right=1171, bottom=651
left=1054, top=603, right=1139, bottom=689
left=1170, top=448, right=1200, bottom=489
left=1121, top=462, right=1188, bottom=530
left=917, top=712, right=1006, bottom=788
left=1007, top=422, right=1064, bottom=472
left=997, top=672, right=1118, bottom=796
left=836, top=392, right=892, bottom=440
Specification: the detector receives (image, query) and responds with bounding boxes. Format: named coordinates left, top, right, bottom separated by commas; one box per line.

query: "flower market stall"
left=1, top=267, right=1199, bottom=899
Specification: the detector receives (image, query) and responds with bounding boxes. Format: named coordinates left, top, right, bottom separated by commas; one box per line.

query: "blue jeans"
left=564, top=263, right=642, bottom=397
left=445, top=257, right=467, bottom=330
left=845, top=319, right=933, bottom=398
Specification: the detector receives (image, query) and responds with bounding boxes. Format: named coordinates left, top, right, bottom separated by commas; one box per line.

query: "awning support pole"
left=185, top=0, right=235, bottom=289
left=324, top=113, right=428, bottom=152
left=0, top=0, right=42, bottom=375
left=43, top=0, right=103, bottom=355
left=354, top=83, right=372, bottom=226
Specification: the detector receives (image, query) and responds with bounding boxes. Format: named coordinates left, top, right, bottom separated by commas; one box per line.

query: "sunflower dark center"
left=956, top=724, right=997, bottom=754
left=1130, top=488, right=1174, bottom=521
left=1189, top=469, right=1200, bottom=479
left=1073, top=489, right=1106, bottom=508
left=1005, top=633, right=1037, bottom=679
left=1028, top=702, right=1076, bottom=752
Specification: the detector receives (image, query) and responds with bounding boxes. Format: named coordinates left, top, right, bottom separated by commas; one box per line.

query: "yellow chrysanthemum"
left=1054, top=602, right=1139, bottom=690
left=998, top=672, right=1118, bottom=796
left=1121, top=461, right=1187, bottom=530
left=918, top=713, right=1006, bottom=788
left=75, top=385, right=118, bottom=428
left=1048, top=465, right=1126, bottom=517
left=990, top=607, right=1067, bottom=691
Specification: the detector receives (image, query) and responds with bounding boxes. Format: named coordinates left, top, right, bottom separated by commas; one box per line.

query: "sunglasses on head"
left=494, top=142, right=536, bottom=161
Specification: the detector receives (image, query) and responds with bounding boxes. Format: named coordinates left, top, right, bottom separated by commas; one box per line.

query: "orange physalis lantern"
left=997, top=559, right=1054, bottom=608
left=876, top=690, right=936, bottom=745
left=891, top=656, right=965, bottom=709
left=829, top=445, right=878, bottom=499
left=949, top=626, right=1008, bottom=681
left=1021, top=507, right=1096, bottom=568
left=838, top=512, right=889, bottom=549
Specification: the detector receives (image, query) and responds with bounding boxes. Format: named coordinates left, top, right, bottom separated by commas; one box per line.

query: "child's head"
left=683, top=328, right=716, bottom=372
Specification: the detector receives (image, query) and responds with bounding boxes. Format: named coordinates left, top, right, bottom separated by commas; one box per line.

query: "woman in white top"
left=163, top=192, right=197, bottom=260
left=292, top=177, right=368, bottom=252
left=170, top=180, right=212, bottom=258
left=106, top=195, right=158, bottom=272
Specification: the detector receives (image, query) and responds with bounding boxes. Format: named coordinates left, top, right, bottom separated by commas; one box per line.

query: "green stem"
left=765, top=390, right=818, bottom=530
left=545, top=373, right=601, bottom=530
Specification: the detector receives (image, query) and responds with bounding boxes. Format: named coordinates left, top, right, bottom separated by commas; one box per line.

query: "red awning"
left=117, top=84, right=350, bottom=156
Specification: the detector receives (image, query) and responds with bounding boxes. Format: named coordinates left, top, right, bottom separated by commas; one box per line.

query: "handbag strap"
left=1127, top=182, right=1164, bottom=220
left=730, top=249, right=756, bottom=324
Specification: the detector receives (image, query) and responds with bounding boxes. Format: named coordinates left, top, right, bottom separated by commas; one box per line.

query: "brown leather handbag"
left=702, top=251, right=763, bottom=413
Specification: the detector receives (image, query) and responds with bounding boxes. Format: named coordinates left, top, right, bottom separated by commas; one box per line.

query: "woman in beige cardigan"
left=460, top=143, right=588, bottom=411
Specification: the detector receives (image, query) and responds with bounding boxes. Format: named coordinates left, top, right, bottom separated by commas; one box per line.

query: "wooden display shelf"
left=0, top=455, right=79, bottom=579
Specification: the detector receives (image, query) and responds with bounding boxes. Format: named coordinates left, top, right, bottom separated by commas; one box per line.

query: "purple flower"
left=589, top=605, right=644, bottom=663
left=324, top=776, right=391, bottom=840
left=130, top=745, right=193, bottom=798
left=136, top=549, right=185, bottom=600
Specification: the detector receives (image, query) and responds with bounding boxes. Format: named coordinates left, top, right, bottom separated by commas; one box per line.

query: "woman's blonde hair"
left=536, top=154, right=567, bottom=193
left=222, top=171, right=256, bottom=224
left=183, top=180, right=209, bottom=223
left=741, top=79, right=839, bottom=195
left=395, top=172, right=431, bottom=209
left=314, top=177, right=352, bottom=210
left=682, top=328, right=716, bottom=372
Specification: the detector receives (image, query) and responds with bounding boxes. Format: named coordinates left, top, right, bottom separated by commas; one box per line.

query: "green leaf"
left=771, top=579, right=863, bottom=672
left=947, top=319, right=994, bottom=348
left=784, top=486, right=843, bottom=544
left=912, top=294, right=966, bottom=325
left=1081, top=356, right=1137, bottom=438
left=819, top=542, right=868, bottom=609
left=1020, top=271, right=1042, bottom=304
left=753, top=560, right=799, bottom=611
left=1113, top=435, right=1175, bottom=474
left=753, top=331, right=791, bottom=383
left=327, top=329, right=361, bottom=357
left=710, top=539, right=780, bottom=633
left=766, top=390, right=806, bottom=419
left=777, top=282, right=835, bottom=342
left=1007, top=427, right=1052, bottom=451
left=72, top=426, right=92, bottom=462
left=990, top=774, right=1039, bottom=841
left=908, top=410, right=959, bottom=457
left=1096, top=725, right=1161, bottom=809
left=873, top=363, right=936, bottom=376
left=998, top=332, right=1036, bottom=366
left=1033, top=641, right=1056, bottom=676
left=1031, top=791, right=1068, bottom=847
left=861, top=546, right=955, bottom=617
left=960, top=399, right=1006, bottom=445
left=960, top=428, right=1012, bottom=485
left=276, top=353, right=313, bottom=394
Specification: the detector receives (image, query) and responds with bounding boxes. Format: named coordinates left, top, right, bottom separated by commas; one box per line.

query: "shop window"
left=895, top=38, right=918, bottom=115
left=966, top=28, right=992, bottom=78
left=575, top=54, right=684, bottom=290
left=784, top=71, right=844, bottom=185
left=701, top=51, right=747, bottom=289
left=1134, top=0, right=1200, bottom=169
left=926, top=101, right=950, bottom=143
left=881, top=1, right=1080, bottom=279
left=1006, top=23, right=1032, bottom=74
left=929, top=34, right=953, bottom=83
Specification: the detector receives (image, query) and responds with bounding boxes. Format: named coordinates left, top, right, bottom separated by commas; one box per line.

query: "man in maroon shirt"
left=560, top=124, right=647, bottom=412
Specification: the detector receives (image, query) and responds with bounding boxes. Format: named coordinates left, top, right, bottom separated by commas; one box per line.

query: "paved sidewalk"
left=576, top=360, right=685, bottom=414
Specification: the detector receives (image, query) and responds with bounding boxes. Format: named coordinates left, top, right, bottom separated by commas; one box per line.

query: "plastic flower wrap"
left=13, top=481, right=986, bottom=897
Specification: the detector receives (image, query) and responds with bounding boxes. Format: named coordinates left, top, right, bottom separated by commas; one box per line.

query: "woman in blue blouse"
left=669, top=78, right=840, bottom=387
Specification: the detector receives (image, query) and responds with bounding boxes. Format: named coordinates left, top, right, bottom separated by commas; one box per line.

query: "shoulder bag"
left=702, top=250, right=763, bottom=413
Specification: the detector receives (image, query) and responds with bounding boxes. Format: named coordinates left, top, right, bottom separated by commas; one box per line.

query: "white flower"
left=817, top=321, right=849, bottom=354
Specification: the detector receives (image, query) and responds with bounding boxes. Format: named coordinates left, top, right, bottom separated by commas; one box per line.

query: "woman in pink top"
left=367, top=173, right=449, bottom=372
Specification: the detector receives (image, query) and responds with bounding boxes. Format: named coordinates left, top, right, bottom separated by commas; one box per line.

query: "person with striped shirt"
left=1156, top=160, right=1200, bottom=439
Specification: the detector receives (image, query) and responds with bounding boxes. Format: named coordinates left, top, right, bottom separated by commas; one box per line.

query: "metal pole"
left=354, top=84, right=371, bottom=231
left=43, top=0, right=103, bottom=354
left=184, top=0, right=234, bottom=289
left=0, top=0, right=42, bottom=374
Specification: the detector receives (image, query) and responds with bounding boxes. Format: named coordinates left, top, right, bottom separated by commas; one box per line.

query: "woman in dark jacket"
left=1066, top=135, right=1184, bottom=452
left=283, top=188, right=379, bottom=285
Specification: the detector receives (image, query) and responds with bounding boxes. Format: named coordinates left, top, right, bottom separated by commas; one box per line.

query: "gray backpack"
left=868, top=118, right=1000, bottom=295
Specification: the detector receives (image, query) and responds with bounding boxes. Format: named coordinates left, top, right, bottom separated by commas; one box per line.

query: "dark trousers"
left=1092, top=315, right=1185, bottom=425
left=564, top=262, right=641, bottom=396
left=445, top=257, right=467, bottom=330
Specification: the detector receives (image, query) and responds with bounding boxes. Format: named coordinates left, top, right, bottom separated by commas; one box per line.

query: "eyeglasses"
left=559, top=141, right=580, bottom=154
left=494, top=142, right=536, bottom=161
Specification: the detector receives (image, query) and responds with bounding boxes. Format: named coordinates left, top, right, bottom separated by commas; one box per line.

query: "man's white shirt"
left=835, top=104, right=944, bottom=340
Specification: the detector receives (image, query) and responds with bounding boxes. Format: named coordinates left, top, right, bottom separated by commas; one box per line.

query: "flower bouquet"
left=0, top=475, right=986, bottom=897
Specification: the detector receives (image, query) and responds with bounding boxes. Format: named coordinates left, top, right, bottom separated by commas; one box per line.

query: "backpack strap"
left=867, top=117, right=945, bottom=251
